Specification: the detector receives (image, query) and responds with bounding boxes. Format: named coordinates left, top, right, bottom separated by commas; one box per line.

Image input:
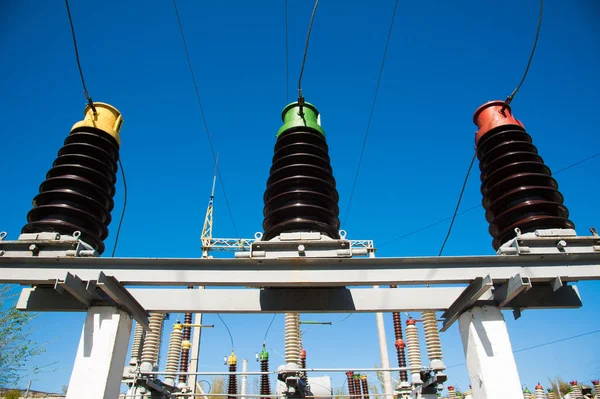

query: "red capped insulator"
left=473, top=101, right=574, bottom=249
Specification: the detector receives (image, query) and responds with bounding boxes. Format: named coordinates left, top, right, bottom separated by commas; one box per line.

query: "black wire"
left=446, top=328, right=600, bottom=370
left=198, top=379, right=212, bottom=394
left=111, top=158, right=128, bottom=257
left=379, top=151, right=600, bottom=248
left=64, top=0, right=96, bottom=114
left=297, top=0, right=320, bottom=104
left=285, top=0, right=290, bottom=103
left=263, top=314, right=277, bottom=344
left=216, top=314, right=234, bottom=350
left=333, top=313, right=354, bottom=324
left=438, top=152, right=477, bottom=256
left=342, top=0, right=399, bottom=228
left=503, top=0, right=544, bottom=108
left=172, top=0, right=238, bottom=236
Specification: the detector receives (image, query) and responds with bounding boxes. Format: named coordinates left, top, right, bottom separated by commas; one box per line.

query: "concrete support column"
left=66, top=306, right=132, bottom=399
left=374, top=300, right=394, bottom=398
left=458, top=306, right=522, bottom=399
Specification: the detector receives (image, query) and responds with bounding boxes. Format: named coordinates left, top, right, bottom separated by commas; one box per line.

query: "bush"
left=6, top=389, right=22, bottom=399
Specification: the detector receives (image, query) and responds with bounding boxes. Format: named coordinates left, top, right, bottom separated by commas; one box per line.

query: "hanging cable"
left=342, top=0, right=399, bottom=228
left=297, top=0, right=320, bottom=116
left=64, top=0, right=96, bottom=115
left=380, top=150, right=600, bottom=248
left=111, top=158, right=128, bottom=257
left=172, top=0, right=238, bottom=236
left=437, top=152, right=476, bottom=256
left=217, top=314, right=234, bottom=350
left=263, top=314, right=277, bottom=343
left=502, top=0, right=544, bottom=110
left=285, top=0, right=290, bottom=103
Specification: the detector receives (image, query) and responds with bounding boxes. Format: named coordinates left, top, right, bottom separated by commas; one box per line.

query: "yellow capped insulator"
left=228, top=351, right=237, bottom=366
left=71, top=102, right=124, bottom=145
left=181, top=340, right=192, bottom=350
left=360, top=375, right=367, bottom=381
left=174, top=323, right=183, bottom=331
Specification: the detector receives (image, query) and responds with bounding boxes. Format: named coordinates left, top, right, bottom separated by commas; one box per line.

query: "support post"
left=189, top=287, right=205, bottom=395
left=374, top=290, right=393, bottom=398
left=66, top=306, right=132, bottom=399
left=458, top=306, right=522, bottom=399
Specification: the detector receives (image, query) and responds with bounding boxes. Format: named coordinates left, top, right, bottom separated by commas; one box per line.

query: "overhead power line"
left=172, top=0, right=238, bottom=236
left=285, top=0, right=290, bottom=103
left=111, top=159, right=128, bottom=257
left=297, top=0, right=320, bottom=111
left=380, top=151, right=600, bottom=248
left=342, top=0, right=399, bottom=228
left=216, top=314, right=234, bottom=351
left=503, top=0, right=544, bottom=109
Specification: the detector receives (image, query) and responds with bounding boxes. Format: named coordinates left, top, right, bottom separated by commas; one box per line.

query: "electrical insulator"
left=421, top=311, right=445, bottom=371
left=129, top=321, right=145, bottom=366
left=360, top=375, right=370, bottom=399
left=473, top=101, right=574, bottom=249
left=523, top=388, right=532, bottom=399
left=164, top=323, right=183, bottom=387
left=405, top=318, right=423, bottom=385
left=141, top=313, right=165, bottom=372
left=391, top=307, right=408, bottom=383
left=263, top=102, right=340, bottom=240
left=547, top=388, right=555, bottom=399
left=570, top=381, right=583, bottom=399
left=227, top=351, right=238, bottom=399
left=179, top=312, right=193, bottom=384
left=259, top=347, right=271, bottom=399
left=592, top=380, right=600, bottom=399
left=448, top=386, right=456, bottom=399
left=300, top=349, right=308, bottom=384
left=346, top=371, right=356, bottom=399
left=284, top=313, right=301, bottom=365
left=353, top=374, right=361, bottom=399
left=21, top=103, right=123, bottom=254
left=534, top=383, right=545, bottom=399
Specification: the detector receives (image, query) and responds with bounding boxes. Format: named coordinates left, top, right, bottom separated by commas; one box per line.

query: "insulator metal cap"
left=536, top=383, right=543, bottom=389
left=301, top=349, right=306, bottom=359
left=406, top=318, right=416, bottom=326
left=71, top=102, right=124, bottom=145
left=173, top=323, right=183, bottom=331
left=346, top=371, right=354, bottom=378
left=570, top=381, right=578, bottom=386
left=360, top=375, right=367, bottom=381
left=395, top=339, right=405, bottom=349
left=228, top=351, right=237, bottom=366
left=473, top=100, right=523, bottom=146
left=277, top=101, right=325, bottom=137
left=448, top=386, right=455, bottom=391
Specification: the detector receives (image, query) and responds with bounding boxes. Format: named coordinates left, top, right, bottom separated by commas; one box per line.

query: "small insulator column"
left=473, top=101, right=574, bottom=249
left=22, top=102, right=124, bottom=254
left=284, top=313, right=301, bottom=365
left=360, top=375, right=370, bottom=399
left=389, top=288, right=409, bottom=385
left=141, top=313, right=166, bottom=373
left=523, top=388, right=532, bottom=398
left=570, top=381, right=583, bottom=399
left=227, top=351, right=238, bottom=399
left=405, top=318, right=423, bottom=385
left=262, top=102, right=340, bottom=240
left=593, top=380, right=600, bottom=399
left=179, top=312, right=193, bottom=384
left=300, top=349, right=308, bottom=384
left=448, top=386, right=456, bottom=399
left=421, top=311, right=445, bottom=372
left=353, top=374, right=362, bottom=399
left=346, top=371, right=356, bottom=399
left=259, top=347, right=271, bottom=399
left=129, top=321, right=145, bottom=366
left=534, top=383, right=546, bottom=399
left=165, top=323, right=184, bottom=386
left=240, top=358, right=248, bottom=399
left=547, top=388, right=555, bottom=399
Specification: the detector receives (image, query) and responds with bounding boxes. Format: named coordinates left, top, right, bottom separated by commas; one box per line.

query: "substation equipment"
left=1, top=100, right=600, bottom=399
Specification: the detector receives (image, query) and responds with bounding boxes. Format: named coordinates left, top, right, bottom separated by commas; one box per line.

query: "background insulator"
left=141, top=313, right=165, bottom=370
left=360, top=375, right=370, bottom=399
left=228, top=363, right=238, bottom=399
left=300, top=349, right=307, bottom=384
left=346, top=371, right=356, bottom=399
left=352, top=374, right=362, bottom=399
left=473, top=101, right=574, bottom=250
left=390, top=302, right=408, bottom=382
left=21, top=103, right=123, bottom=254
left=262, top=102, right=340, bottom=240
left=179, top=312, right=193, bottom=384
left=260, top=358, right=271, bottom=399
left=165, top=324, right=183, bottom=386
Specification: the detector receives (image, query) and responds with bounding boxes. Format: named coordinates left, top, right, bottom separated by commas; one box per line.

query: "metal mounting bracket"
left=492, top=273, right=532, bottom=307
left=440, top=275, right=493, bottom=332
left=96, top=272, right=150, bottom=329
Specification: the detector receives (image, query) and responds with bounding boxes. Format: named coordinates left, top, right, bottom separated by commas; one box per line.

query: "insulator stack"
left=262, top=102, right=340, bottom=240
left=547, top=388, right=555, bottom=399
left=448, top=386, right=456, bottom=399
left=129, top=321, right=145, bottom=365
left=285, top=313, right=301, bottom=365
left=534, top=383, right=546, bottom=399
left=593, top=380, right=600, bottom=399
left=179, top=312, right=194, bottom=384
left=405, top=318, right=423, bottom=384
left=259, top=348, right=271, bottom=399
left=346, top=371, right=356, bottom=399
left=21, top=103, right=123, bottom=254
left=473, top=101, right=574, bottom=249
left=421, top=311, right=445, bottom=371
left=360, top=375, right=370, bottom=399
left=353, top=374, right=362, bottom=399
left=523, top=388, right=532, bottom=399
left=301, top=349, right=308, bottom=384
left=570, top=381, right=583, bottom=399
left=241, top=359, right=248, bottom=398
left=141, top=313, right=165, bottom=372
left=389, top=287, right=408, bottom=383
left=227, top=352, right=238, bottom=399
left=165, top=323, right=183, bottom=386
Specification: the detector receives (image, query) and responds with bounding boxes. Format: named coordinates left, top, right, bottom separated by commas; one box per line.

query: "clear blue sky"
left=1, top=0, right=599, bottom=395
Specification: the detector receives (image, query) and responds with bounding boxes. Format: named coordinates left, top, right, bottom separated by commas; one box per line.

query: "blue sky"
left=1, top=0, right=599, bottom=394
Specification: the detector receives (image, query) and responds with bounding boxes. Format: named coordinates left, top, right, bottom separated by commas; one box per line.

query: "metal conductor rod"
left=181, top=324, right=214, bottom=328
left=119, top=394, right=397, bottom=398
left=299, top=321, right=332, bottom=325
left=140, top=366, right=415, bottom=376
left=210, top=154, right=219, bottom=200
left=297, top=0, right=320, bottom=116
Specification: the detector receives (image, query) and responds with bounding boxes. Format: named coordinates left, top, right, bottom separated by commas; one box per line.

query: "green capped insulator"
left=260, top=347, right=269, bottom=361
left=277, top=102, right=325, bottom=137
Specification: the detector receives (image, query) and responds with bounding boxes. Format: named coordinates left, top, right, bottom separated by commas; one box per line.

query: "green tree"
left=334, top=386, right=349, bottom=399
left=5, top=389, right=22, bottom=399
left=210, top=376, right=227, bottom=399
left=0, top=285, right=47, bottom=387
